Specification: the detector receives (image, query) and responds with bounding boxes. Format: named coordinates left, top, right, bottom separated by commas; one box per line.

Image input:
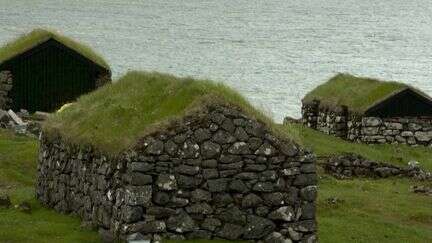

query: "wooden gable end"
left=365, top=88, right=432, bottom=118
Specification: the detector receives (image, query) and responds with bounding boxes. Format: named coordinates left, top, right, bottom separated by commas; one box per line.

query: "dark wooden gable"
left=0, top=38, right=108, bottom=112
left=365, top=88, right=432, bottom=118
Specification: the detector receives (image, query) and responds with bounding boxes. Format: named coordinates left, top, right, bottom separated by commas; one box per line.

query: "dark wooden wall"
left=365, top=89, right=432, bottom=118
left=1, top=39, right=106, bottom=112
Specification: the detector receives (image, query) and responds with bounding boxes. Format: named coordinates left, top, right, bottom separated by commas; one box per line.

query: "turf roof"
left=44, top=71, right=278, bottom=154
left=303, top=73, right=411, bottom=114
left=0, top=28, right=110, bottom=70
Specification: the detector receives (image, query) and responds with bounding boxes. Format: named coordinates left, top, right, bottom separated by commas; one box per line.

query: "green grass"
left=0, top=28, right=110, bottom=70
left=318, top=175, right=432, bottom=243
left=281, top=122, right=432, bottom=171
left=0, top=129, right=100, bottom=243
left=303, top=73, right=409, bottom=114
left=45, top=71, right=276, bottom=155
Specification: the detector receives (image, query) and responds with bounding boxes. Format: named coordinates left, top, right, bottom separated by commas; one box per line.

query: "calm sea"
left=1, top=0, right=431, bottom=121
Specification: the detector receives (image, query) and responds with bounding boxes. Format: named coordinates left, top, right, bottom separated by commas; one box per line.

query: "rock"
left=201, top=218, right=222, bottom=232
left=156, top=174, right=177, bottom=191
left=0, top=194, right=11, bottom=208
left=300, top=203, right=315, bottom=219
left=203, top=169, right=219, bottom=179
left=255, top=143, right=277, bottom=156
left=164, top=140, right=178, bottom=156
left=362, top=117, right=381, bottom=127
left=191, top=189, right=212, bottom=202
left=147, top=207, right=177, bottom=218
left=228, top=142, right=251, bottom=155
left=221, top=119, right=235, bottom=133
left=141, top=221, right=167, bottom=233
left=126, top=232, right=147, bottom=241
left=17, top=201, right=31, bottom=214
left=253, top=182, right=275, bottom=192
left=234, top=127, right=249, bottom=141
left=229, top=179, right=249, bottom=193
left=212, top=130, right=236, bottom=144
left=268, top=206, right=295, bottom=222
left=263, top=192, right=285, bottom=206
left=125, top=186, right=152, bottom=206
left=293, top=174, right=317, bottom=186
left=194, top=128, right=211, bottom=142
left=200, top=141, right=221, bottom=159
left=207, top=178, right=229, bottom=192
left=176, top=165, right=200, bottom=175
left=145, top=139, right=164, bottom=155
left=128, top=173, right=153, bottom=185
left=300, top=186, right=317, bottom=202
left=122, top=205, right=143, bottom=223
left=186, top=230, right=212, bottom=240
left=415, top=131, right=432, bottom=142
left=186, top=203, right=213, bottom=215
left=153, top=192, right=170, bottom=205
left=129, top=162, right=154, bottom=173
left=243, top=215, right=276, bottom=239
left=7, top=109, right=25, bottom=125
left=217, top=223, right=244, bottom=240
left=218, top=206, right=247, bottom=225
left=241, top=193, right=263, bottom=208
left=167, top=211, right=197, bottom=233
left=264, top=232, right=292, bottom=243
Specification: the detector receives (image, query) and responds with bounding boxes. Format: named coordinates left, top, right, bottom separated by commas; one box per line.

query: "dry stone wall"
left=0, top=70, right=13, bottom=110
left=37, top=105, right=318, bottom=242
left=301, top=102, right=432, bottom=146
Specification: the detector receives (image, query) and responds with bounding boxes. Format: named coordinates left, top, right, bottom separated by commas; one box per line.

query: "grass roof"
left=44, top=71, right=279, bottom=155
left=303, top=73, right=409, bottom=114
left=0, top=28, right=110, bottom=70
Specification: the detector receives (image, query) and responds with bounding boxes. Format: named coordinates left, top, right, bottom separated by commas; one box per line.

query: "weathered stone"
left=153, top=191, right=170, bottom=205
left=165, top=140, right=178, bottom=156
left=203, top=169, right=219, bottom=179
left=212, top=130, right=236, bottom=144
left=229, top=179, right=249, bottom=193
left=253, top=182, right=274, bottom=192
left=176, top=165, right=200, bottom=175
left=201, top=141, right=221, bottom=159
left=255, top=143, right=277, bottom=156
left=202, top=159, right=218, bottom=168
left=243, top=215, right=276, bottom=239
left=228, top=142, right=251, bottom=155
left=128, top=173, right=153, bottom=185
left=415, top=131, right=432, bottom=142
left=217, top=223, right=244, bottom=240
left=207, top=178, right=230, bottom=192
left=221, top=119, right=235, bottom=133
left=300, top=203, right=315, bottom=220
left=194, top=128, right=211, bottom=142
left=265, top=232, right=293, bottom=243
left=202, top=218, right=222, bottom=232
left=156, top=174, right=177, bottom=191
left=268, top=206, right=295, bottom=222
left=362, top=117, right=382, bottom=127
left=186, top=203, right=213, bottom=215
left=218, top=206, right=247, bottom=225
left=137, top=220, right=167, bottom=233
left=234, top=127, right=249, bottom=141
left=293, top=174, right=317, bottom=186
left=186, top=230, right=212, bottom=239
left=263, top=192, right=285, bottom=206
left=121, top=205, right=143, bottom=223
left=125, top=186, right=152, bottom=206
left=145, top=139, right=164, bottom=155
left=241, top=193, right=263, bottom=208
left=129, top=162, right=154, bottom=172
left=167, top=211, right=197, bottom=233
left=300, top=186, right=317, bottom=202
left=219, top=154, right=242, bottom=164
left=180, top=141, right=200, bottom=159
left=191, top=189, right=212, bottom=202
left=147, top=207, right=177, bottom=218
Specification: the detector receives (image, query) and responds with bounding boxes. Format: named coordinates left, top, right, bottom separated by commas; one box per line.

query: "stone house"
left=0, top=28, right=111, bottom=112
left=301, top=74, right=432, bottom=146
left=37, top=72, right=317, bottom=242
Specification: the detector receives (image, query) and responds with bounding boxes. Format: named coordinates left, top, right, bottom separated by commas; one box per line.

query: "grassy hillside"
left=0, top=28, right=109, bottom=70
left=0, top=129, right=100, bottom=243
left=303, top=74, right=408, bottom=114
left=45, top=71, right=274, bottom=155
left=281, top=122, right=432, bottom=171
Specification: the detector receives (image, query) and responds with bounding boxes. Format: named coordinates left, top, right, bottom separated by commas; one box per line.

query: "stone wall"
left=347, top=117, right=432, bottom=146
left=324, top=153, right=432, bottom=180
left=301, top=102, right=432, bottom=146
left=0, top=70, right=13, bottom=110
left=37, top=105, right=318, bottom=242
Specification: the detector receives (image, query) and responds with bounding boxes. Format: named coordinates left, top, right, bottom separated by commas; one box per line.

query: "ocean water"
left=1, top=0, right=431, bottom=122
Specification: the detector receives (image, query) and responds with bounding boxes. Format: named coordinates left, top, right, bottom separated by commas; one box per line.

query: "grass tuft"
left=0, top=28, right=110, bottom=70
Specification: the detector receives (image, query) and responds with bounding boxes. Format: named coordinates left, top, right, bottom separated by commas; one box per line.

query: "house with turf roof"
left=0, top=29, right=111, bottom=113
left=37, top=71, right=317, bottom=242
left=301, top=73, right=432, bottom=146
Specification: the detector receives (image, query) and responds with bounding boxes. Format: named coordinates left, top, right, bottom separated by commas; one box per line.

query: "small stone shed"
left=0, top=29, right=111, bottom=112
left=37, top=71, right=317, bottom=242
left=301, top=74, right=432, bottom=146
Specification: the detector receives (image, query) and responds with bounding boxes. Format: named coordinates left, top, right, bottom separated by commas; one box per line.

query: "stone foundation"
left=37, top=105, right=318, bottom=242
left=324, top=153, right=431, bottom=180
left=301, top=101, right=432, bottom=146
left=0, top=70, right=13, bottom=110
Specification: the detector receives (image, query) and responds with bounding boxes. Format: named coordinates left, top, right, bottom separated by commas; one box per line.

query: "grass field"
left=1, top=127, right=431, bottom=243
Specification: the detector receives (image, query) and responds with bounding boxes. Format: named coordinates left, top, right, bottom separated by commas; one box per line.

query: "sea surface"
left=1, top=0, right=432, bottom=122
